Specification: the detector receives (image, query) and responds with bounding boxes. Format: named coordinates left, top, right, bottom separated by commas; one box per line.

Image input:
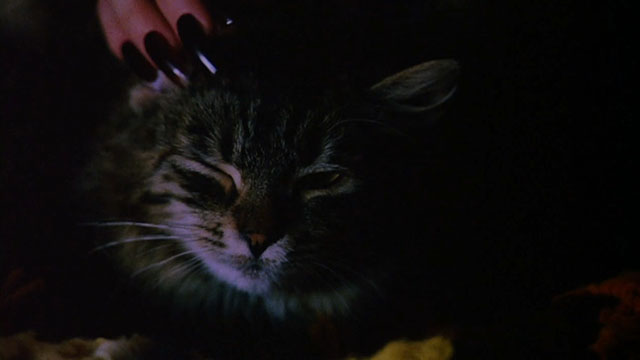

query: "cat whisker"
left=308, top=256, right=384, bottom=300
left=307, top=260, right=351, bottom=285
left=165, top=257, right=203, bottom=279
left=80, top=221, right=175, bottom=230
left=90, top=235, right=185, bottom=253
left=330, top=118, right=386, bottom=129
left=136, top=243, right=176, bottom=258
left=131, top=250, right=198, bottom=278
left=80, top=220, right=201, bottom=230
left=328, top=118, right=410, bottom=139
left=328, top=259, right=384, bottom=297
left=292, top=261, right=353, bottom=316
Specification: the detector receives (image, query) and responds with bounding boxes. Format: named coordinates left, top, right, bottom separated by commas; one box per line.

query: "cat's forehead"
left=180, top=88, right=341, bottom=178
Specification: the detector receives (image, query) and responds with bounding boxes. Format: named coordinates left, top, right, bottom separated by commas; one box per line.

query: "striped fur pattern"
left=84, top=81, right=390, bottom=319
left=83, top=60, right=457, bottom=320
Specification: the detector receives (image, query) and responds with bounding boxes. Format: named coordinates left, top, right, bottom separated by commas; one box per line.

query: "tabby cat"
left=82, top=58, right=459, bottom=358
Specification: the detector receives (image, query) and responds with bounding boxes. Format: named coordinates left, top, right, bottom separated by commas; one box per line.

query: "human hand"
left=97, top=0, right=227, bottom=86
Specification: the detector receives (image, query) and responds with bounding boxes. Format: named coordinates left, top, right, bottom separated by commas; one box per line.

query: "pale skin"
left=97, top=0, right=214, bottom=64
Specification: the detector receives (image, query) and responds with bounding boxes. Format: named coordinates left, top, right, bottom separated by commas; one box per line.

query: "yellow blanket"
left=0, top=332, right=453, bottom=360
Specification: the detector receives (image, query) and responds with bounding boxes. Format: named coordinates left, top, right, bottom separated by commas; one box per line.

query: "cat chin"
left=186, top=233, right=292, bottom=295
left=143, top=253, right=366, bottom=320
left=179, top=256, right=364, bottom=319
left=210, top=260, right=275, bottom=295
left=196, top=250, right=286, bottom=296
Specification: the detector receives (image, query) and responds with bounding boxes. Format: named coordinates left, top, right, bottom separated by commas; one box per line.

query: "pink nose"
left=248, top=233, right=267, bottom=247
left=245, top=233, right=270, bottom=258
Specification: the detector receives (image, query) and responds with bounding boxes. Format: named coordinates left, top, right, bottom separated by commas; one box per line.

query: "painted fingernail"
left=177, top=14, right=218, bottom=75
left=177, top=14, right=207, bottom=47
left=144, top=31, right=188, bottom=87
left=121, top=42, right=157, bottom=82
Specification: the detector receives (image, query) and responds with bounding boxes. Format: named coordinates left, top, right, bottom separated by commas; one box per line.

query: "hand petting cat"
left=97, top=0, right=246, bottom=86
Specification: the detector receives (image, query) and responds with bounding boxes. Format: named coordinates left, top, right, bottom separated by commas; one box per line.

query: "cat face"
left=86, top=60, right=458, bottom=317
left=148, top=92, right=365, bottom=299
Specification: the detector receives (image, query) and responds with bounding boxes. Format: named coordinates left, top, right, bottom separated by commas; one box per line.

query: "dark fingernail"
left=177, top=14, right=218, bottom=75
left=177, top=14, right=207, bottom=47
left=144, top=31, right=188, bottom=87
left=121, top=42, right=157, bottom=82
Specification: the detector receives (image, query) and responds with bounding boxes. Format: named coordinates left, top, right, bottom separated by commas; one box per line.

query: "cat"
left=81, top=58, right=459, bottom=358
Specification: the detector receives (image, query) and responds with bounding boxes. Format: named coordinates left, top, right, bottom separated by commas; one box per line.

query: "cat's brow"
left=214, top=162, right=244, bottom=191
left=190, top=149, right=245, bottom=191
left=168, top=155, right=222, bottom=179
left=169, top=155, right=244, bottom=192
left=297, top=163, right=348, bottom=178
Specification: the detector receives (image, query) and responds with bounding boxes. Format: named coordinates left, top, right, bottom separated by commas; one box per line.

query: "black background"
left=0, top=0, right=636, bottom=358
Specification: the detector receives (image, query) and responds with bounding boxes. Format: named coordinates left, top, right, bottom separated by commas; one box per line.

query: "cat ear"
left=369, top=59, right=459, bottom=113
left=128, top=72, right=181, bottom=113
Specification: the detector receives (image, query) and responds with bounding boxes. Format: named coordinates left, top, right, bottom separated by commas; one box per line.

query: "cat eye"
left=198, top=168, right=235, bottom=193
left=296, top=171, right=345, bottom=192
left=175, top=168, right=235, bottom=203
left=170, top=157, right=237, bottom=197
left=206, top=168, right=236, bottom=194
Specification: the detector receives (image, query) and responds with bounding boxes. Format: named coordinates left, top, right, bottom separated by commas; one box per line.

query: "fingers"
left=99, top=0, right=179, bottom=57
left=155, top=0, right=215, bottom=36
left=157, top=0, right=220, bottom=75
left=96, top=0, right=129, bottom=60
left=97, top=0, right=218, bottom=84
left=98, top=0, right=158, bottom=82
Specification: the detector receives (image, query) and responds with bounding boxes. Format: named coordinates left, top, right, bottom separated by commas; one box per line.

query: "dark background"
left=0, top=0, right=636, bottom=357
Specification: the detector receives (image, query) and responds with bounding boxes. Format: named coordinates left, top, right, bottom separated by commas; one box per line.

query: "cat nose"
left=244, top=233, right=270, bottom=258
